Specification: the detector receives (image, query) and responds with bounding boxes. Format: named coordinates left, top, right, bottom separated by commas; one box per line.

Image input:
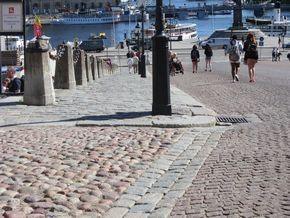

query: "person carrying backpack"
left=191, top=45, right=200, bottom=73
left=204, top=44, right=213, bottom=72
left=243, top=33, right=258, bottom=83
left=226, top=35, right=243, bottom=83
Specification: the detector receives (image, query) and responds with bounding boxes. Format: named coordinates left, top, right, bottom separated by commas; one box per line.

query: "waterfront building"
left=26, top=0, right=118, bottom=14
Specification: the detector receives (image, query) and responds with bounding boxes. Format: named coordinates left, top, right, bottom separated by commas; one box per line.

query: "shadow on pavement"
left=0, top=111, right=152, bottom=128
left=80, top=111, right=152, bottom=121
left=0, top=102, right=22, bottom=107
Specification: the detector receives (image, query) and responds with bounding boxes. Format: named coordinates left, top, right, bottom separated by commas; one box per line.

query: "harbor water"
left=25, top=9, right=290, bottom=48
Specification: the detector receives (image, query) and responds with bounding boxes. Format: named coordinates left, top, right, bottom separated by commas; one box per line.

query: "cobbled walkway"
left=0, top=125, right=229, bottom=218
left=0, top=65, right=221, bottom=218
left=170, top=57, right=290, bottom=217
left=0, top=126, right=182, bottom=217
left=103, top=127, right=227, bottom=218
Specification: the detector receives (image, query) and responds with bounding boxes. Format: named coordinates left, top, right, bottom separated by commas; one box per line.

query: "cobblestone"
left=0, top=127, right=182, bottom=217
left=170, top=56, right=290, bottom=217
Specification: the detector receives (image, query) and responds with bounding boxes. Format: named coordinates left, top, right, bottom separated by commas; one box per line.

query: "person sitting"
left=2, top=78, right=10, bottom=93
left=172, top=53, right=184, bottom=74
left=6, top=66, right=22, bottom=93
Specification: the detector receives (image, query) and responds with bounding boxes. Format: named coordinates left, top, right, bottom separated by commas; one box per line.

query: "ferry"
left=247, top=2, right=290, bottom=37
left=143, top=22, right=198, bottom=41
left=258, top=20, right=290, bottom=37
left=51, top=12, right=120, bottom=25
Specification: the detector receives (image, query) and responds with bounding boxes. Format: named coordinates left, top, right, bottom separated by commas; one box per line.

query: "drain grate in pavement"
left=216, top=116, right=248, bottom=124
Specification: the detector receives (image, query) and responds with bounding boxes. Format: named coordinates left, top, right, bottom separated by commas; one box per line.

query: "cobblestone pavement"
left=0, top=126, right=182, bottom=217
left=0, top=125, right=230, bottom=218
left=170, top=56, right=290, bottom=217
left=1, top=46, right=289, bottom=218
left=0, top=62, right=220, bottom=218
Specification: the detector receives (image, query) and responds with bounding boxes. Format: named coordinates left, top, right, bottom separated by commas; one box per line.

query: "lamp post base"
left=140, top=54, right=146, bottom=78
left=152, top=104, right=172, bottom=115
left=152, top=34, right=172, bottom=116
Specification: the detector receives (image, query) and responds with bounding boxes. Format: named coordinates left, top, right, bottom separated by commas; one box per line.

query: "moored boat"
left=51, top=12, right=120, bottom=25
left=143, top=21, right=198, bottom=41
left=247, top=2, right=290, bottom=37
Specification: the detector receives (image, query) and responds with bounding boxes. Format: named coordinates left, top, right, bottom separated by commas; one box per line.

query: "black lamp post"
left=282, top=26, right=287, bottom=51
left=135, top=23, right=141, bottom=74
left=152, top=0, right=172, bottom=115
left=140, top=4, right=146, bottom=78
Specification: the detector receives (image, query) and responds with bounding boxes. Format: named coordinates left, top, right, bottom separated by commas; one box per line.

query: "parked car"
left=131, top=38, right=152, bottom=51
left=79, top=38, right=104, bottom=52
left=283, top=42, right=290, bottom=48
left=287, top=53, right=290, bottom=60
left=199, top=38, right=231, bottom=49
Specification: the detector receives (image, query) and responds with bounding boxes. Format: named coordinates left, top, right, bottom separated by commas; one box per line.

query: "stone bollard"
left=96, top=58, right=101, bottom=78
left=24, top=39, right=55, bottom=106
left=85, top=54, right=93, bottom=82
left=90, top=55, right=97, bottom=80
left=74, top=49, right=87, bottom=86
left=100, top=59, right=105, bottom=77
left=54, top=44, right=76, bottom=89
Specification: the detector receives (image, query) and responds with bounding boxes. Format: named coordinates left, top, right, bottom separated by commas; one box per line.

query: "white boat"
left=144, top=22, right=198, bottom=41
left=259, top=20, right=290, bottom=37
left=51, top=12, right=120, bottom=25
left=251, top=2, right=290, bottom=37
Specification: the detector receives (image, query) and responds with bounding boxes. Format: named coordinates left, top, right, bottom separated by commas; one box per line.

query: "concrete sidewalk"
left=0, top=67, right=216, bottom=128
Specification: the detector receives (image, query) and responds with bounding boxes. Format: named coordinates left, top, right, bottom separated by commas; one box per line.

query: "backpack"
left=205, top=47, right=213, bottom=57
left=191, top=50, right=198, bottom=61
left=247, top=43, right=258, bottom=59
left=228, top=42, right=240, bottom=62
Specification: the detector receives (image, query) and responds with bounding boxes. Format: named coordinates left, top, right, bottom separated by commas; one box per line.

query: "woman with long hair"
left=204, top=44, right=213, bottom=72
left=243, top=33, right=258, bottom=82
left=191, top=45, right=200, bottom=73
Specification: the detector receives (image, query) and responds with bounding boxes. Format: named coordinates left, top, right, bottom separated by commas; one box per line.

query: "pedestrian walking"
left=241, top=36, right=245, bottom=45
left=204, top=44, right=213, bottom=72
left=272, top=47, right=277, bottom=61
left=226, top=35, right=243, bottom=83
left=243, top=33, right=258, bottom=83
left=191, top=45, right=200, bottom=73
left=276, top=47, right=281, bottom=61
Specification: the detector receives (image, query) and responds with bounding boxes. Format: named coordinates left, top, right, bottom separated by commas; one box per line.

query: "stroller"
left=169, top=52, right=184, bottom=76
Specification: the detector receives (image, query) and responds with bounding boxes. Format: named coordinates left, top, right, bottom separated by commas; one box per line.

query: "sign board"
left=0, top=1, right=23, bottom=35
left=259, top=41, right=264, bottom=46
left=259, top=37, right=264, bottom=41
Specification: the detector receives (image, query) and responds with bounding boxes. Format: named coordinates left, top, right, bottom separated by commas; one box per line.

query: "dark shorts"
left=231, top=62, right=240, bottom=68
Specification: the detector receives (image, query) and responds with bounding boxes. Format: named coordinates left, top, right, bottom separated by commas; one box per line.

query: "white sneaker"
left=235, top=74, right=239, bottom=81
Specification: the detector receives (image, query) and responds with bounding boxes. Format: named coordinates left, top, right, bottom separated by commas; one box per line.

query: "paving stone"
left=125, top=186, right=148, bottom=196
left=130, top=203, right=155, bottom=213
left=148, top=208, right=172, bottom=218
left=138, top=193, right=163, bottom=205
left=113, top=199, right=136, bottom=208
left=102, top=207, right=129, bottom=218
left=124, top=212, right=149, bottom=218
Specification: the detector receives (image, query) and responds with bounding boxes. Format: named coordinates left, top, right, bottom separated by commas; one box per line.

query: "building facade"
left=26, top=0, right=117, bottom=14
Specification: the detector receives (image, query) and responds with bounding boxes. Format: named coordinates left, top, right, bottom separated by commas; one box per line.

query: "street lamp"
left=152, top=0, right=172, bottom=115
left=140, top=4, right=146, bottom=78
left=135, top=23, right=140, bottom=74
left=282, top=26, right=287, bottom=51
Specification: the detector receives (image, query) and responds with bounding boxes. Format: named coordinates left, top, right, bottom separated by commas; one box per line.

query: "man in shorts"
left=227, top=35, right=243, bottom=83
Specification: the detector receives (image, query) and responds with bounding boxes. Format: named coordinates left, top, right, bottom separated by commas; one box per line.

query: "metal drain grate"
left=216, top=116, right=248, bottom=124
